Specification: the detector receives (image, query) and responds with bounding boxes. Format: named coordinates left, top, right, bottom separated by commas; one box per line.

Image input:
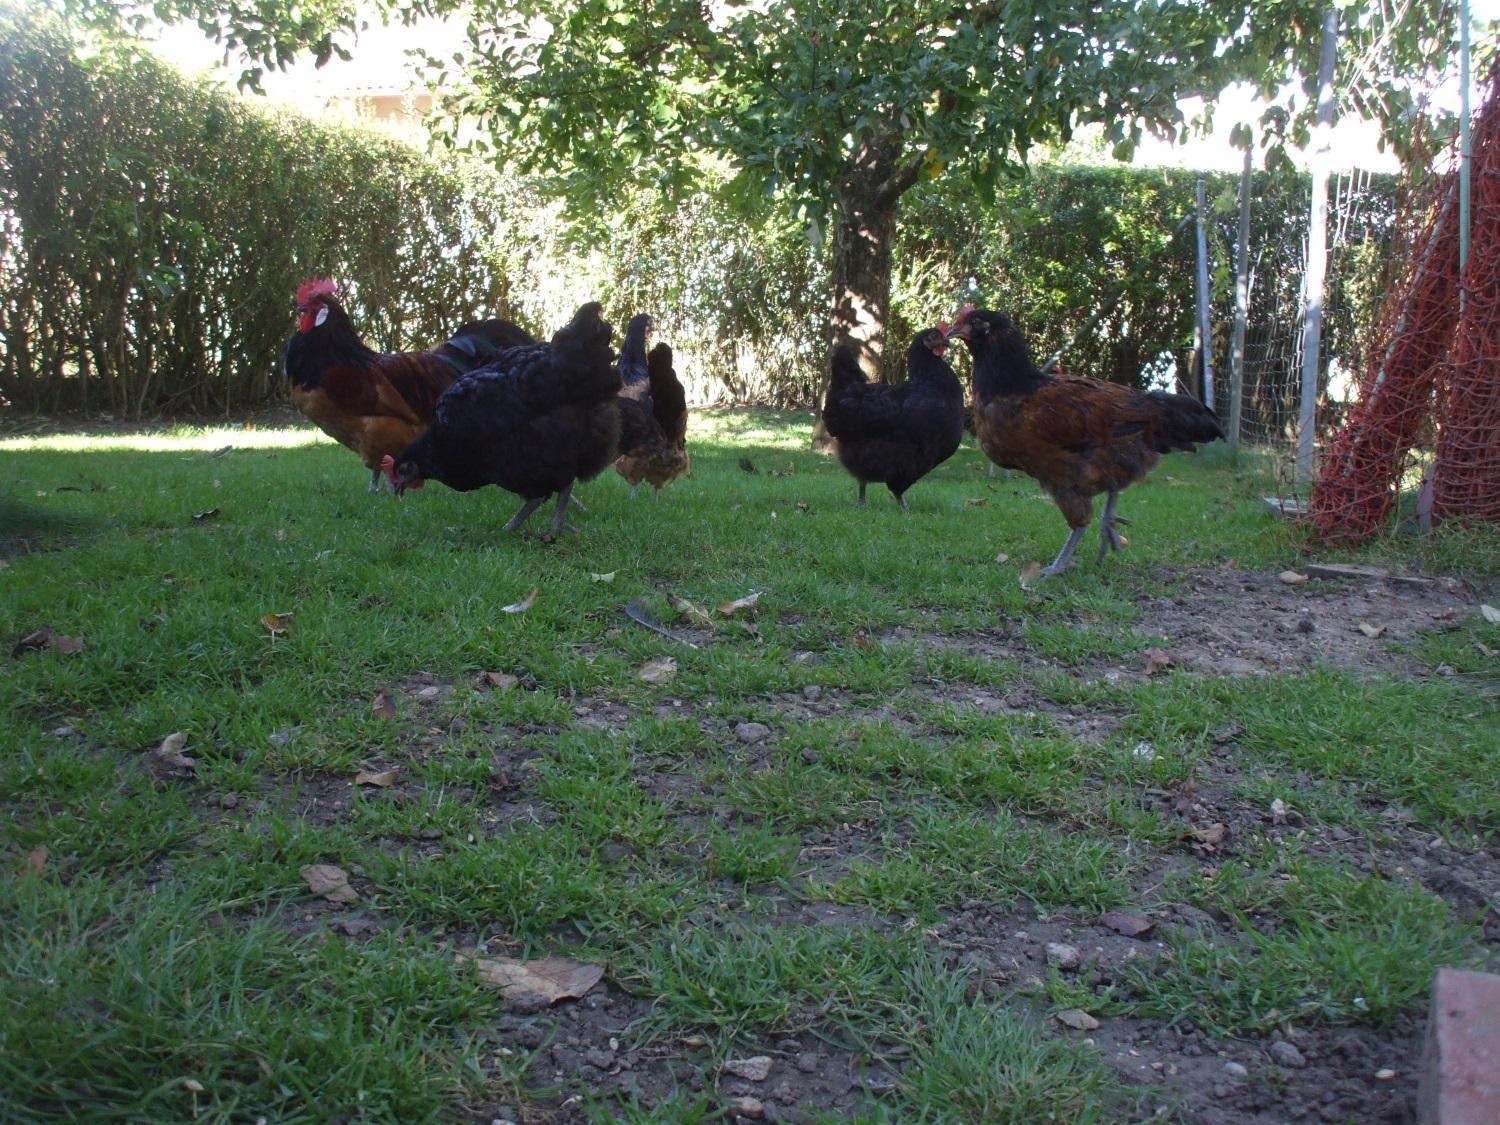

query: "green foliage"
left=0, top=6, right=520, bottom=414
left=0, top=8, right=1405, bottom=414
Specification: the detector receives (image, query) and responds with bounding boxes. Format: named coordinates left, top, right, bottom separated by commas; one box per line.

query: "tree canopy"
left=48, top=0, right=1476, bottom=373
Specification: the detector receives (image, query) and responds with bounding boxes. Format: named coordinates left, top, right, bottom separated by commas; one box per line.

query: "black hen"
left=618, top=313, right=653, bottom=392
left=383, top=303, right=621, bottom=534
left=822, top=327, right=965, bottom=509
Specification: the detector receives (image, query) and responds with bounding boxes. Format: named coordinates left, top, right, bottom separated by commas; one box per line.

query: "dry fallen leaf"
left=502, top=587, right=539, bottom=614
left=1055, top=1008, right=1101, bottom=1031
left=1190, top=822, right=1229, bottom=848
left=1279, top=570, right=1309, bottom=585
left=1270, top=797, right=1290, bottom=824
left=1143, top=647, right=1174, bottom=676
left=260, top=612, right=293, bottom=635
left=11, top=629, right=53, bottom=658
left=25, top=846, right=48, bottom=876
left=590, top=572, right=616, bottom=584
left=965, top=497, right=989, bottom=507
left=994, top=553, right=1010, bottom=564
left=1018, top=562, right=1043, bottom=588
left=301, top=863, right=359, bottom=905
left=53, top=634, right=85, bottom=655
left=1480, top=604, right=1500, bottom=624
left=1357, top=621, right=1385, bottom=639
left=192, top=508, right=220, bottom=521
left=478, top=671, right=518, bottom=691
left=1099, top=911, right=1155, bottom=938
left=668, top=594, right=715, bottom=629
left=637, top=656, right=678, bottom=684
left=354, top=769, right=398, bottom=788
left=155, top=732, right=198, bottom=770
left=472, top=954, right=603, bottom=1004
left=371, top=689, right=396, bottom=720
left=717, top=592, right=762, bottom=616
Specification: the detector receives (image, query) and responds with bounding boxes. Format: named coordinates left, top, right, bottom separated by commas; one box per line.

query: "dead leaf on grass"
left=192, top=508, right=220, bottom=521
left=795, top=500, right=811, bottom=514
left=1055, top=1008, right=1100, bottom=1031
left=371, top=689, right=396, bottom=720
left=1018, top=562, right=1043, bottom=588
left=354, top=769, right=398, bottom=788
left=155, top=732, right=199, bottom=770
left=260, top=612, right=293, bottom=635
left=965, top=497, right=989, bottom=507
left=637, top=656, right=678, bottom=684
left=590, top=572, right=616, bottom=584
left=1357, top=621, right=1385, bottom=639
left=477, top=671, right=518, bottom=691
left=24, top=846, right=47, bottom=876
left=1099, top=911, right=1154, bottom=938
left=11, top=629, right=54, bottom=658
left=994, top=553, right=1010, bottom=564
left=1143, top=647, right=1174, bottom=676
left=1278, top=570, right=1309, bottom=585
left=53, top=634, right=86, bottom=655
left=501, top=587, right=539, bottom=614
left=1480, top=604, right=1500, bottom=624
left=300, top=863, right=358, bottom=905
left=472, top=954, right=603, bottom=1004
left=1270, top=798, right=1290, bottom=824
left=1189, top=822, right=1229, bottom=849
left=717, top=592, right=762, bottom=616
left=668, top=594, right=715, bottom=630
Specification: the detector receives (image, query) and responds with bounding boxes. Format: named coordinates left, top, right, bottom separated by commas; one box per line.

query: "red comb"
left=954, top=303, right=977, bottom=324
left=295, top=277, right=338, bottom=305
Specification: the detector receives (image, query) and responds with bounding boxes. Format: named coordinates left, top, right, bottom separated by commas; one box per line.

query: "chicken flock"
left=284, top=279, right=1221, bottom=576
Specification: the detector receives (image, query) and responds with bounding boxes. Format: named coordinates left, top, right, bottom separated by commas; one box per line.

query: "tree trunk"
left=812, top=132, right=912, bottom=451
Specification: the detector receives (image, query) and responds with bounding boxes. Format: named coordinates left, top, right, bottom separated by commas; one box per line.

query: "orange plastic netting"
left=1309, top=71, right=1500, bottom=542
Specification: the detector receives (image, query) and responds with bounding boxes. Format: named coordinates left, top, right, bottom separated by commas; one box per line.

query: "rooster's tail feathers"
left=1148, top=391, right=1224, bottom=452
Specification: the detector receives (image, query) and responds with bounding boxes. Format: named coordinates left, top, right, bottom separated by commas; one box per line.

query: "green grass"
left=3, top=410, right=1497, bottom=1120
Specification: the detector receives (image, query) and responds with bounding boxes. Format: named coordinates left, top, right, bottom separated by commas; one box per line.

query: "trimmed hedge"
left=0, top=10, right=519, bottom=414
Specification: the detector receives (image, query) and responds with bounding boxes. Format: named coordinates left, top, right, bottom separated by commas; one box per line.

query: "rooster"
left=822, top=326, right=965, bottom=509
left=382, top=303, right=621, bottom=535
left=283, top=278, right=534, bottom=490
left=948, top=306, right=1222, bottom=576
left=614, top=315, right=689, bottom=498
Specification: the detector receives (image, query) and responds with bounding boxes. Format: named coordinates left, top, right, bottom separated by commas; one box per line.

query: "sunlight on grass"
left=0, top=426, right=330, bottom=453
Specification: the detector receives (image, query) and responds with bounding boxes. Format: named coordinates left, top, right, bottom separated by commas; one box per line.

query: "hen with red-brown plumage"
left=948, top=306, right=1222, bottom=576
left=282, top=278, right=533, bottom=490
left=614, top=315, right=689, bottom=498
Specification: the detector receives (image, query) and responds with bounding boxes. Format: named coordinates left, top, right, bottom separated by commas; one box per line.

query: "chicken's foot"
left=629, top=481, right=641, bottom=500
left=550, top=485, right=578, bottom=535
left=503, top=497, right=545, bottom=532
left=1096, top=491, right=1130, bottom=562
left=1040, top=525, right=1087, bottom=577
left=857, top=481, right=867, bottom=506
left=369, top=468, right=388, bottom=493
